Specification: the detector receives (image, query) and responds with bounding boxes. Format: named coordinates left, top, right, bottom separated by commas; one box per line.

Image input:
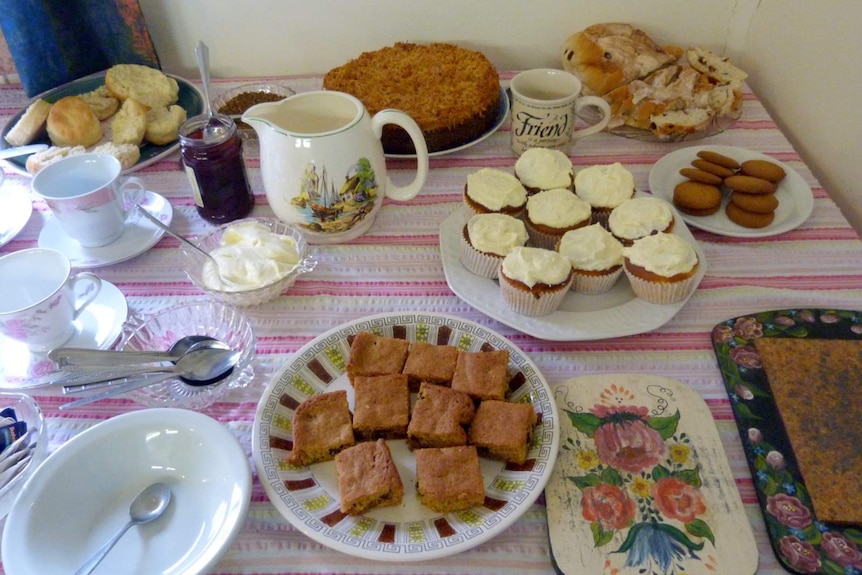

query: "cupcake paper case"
left=622, top=232, right=699, bottom=304
left=499, top=246, right=573, bottom=316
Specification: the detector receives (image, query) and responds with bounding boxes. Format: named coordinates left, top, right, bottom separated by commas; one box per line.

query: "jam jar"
left=179, top=113, right=253, bottom=223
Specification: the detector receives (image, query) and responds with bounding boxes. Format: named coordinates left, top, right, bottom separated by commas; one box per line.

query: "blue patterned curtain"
left=0, top=0, right=160, bottom=96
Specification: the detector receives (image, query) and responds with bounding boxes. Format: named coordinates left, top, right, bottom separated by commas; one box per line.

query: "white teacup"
left=509, top=68, right=612, bottom=156
left=0, top=248, right=102, bottom=351
left=31, top=153, right=146, bottom=247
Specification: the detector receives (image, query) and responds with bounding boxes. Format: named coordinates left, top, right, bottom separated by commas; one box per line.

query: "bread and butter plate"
left=649, top=145, right=814, bottom=238
left=0, top=70, right=204, bottom=176
left=252, top=312, right=559, bottom=561
left=0, top=185, right=33, bottom=248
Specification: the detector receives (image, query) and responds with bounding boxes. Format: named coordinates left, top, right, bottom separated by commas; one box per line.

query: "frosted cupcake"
left=608, top=196, right=676, bottom=246
left=514, top=148, right=574, bottom=194
left=574, top=162, right=636, bottom=227
left=499, top=246, right=573, bottom=316
left=524, top=188, right=592, bottom=250
left=622, top=232, right=700, bottom=304
left=557, top=224, right=624, bottom=294
left=463, top=168, right=528, bottom=217
left=460, top=213, right=528, bottom=279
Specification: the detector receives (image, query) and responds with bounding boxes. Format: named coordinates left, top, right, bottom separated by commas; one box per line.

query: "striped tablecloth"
left=1, top=73, right=860, bottom=574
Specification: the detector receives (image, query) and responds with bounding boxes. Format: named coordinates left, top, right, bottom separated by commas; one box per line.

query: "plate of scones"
left=252, top=312, right=559, bottom=561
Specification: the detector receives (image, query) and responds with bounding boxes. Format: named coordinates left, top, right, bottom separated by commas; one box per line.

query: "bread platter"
left=649, top=145, right=813, bottom=238
left=252, top=312, right=559, bottom=561
left=0, top=70, right=204, bottom=176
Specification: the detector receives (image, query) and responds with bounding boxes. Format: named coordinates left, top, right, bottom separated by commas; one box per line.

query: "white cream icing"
left=558, top=223, right=624, bottom=271
left=622, top=232, right=698, bottom=276
left=466, top=168, right=527, bottom=211
left=501, top=246, right=572, bottom=287
left=574, top=162, right=635, bottom=208
left=466, top=213, right=528, bottom=256
left=514, top=148, right=573, bottom=189
left=526, top=188, right=592, bottom=228
left=203, top=221, right=301, bottom=292
left=608, top=196, right=674, bottom=240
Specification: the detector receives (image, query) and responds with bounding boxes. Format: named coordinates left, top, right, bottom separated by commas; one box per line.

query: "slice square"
left=407, top=382, right=476, bottom=449
left=468, top=399, right=536, bottom=464
left=288, top=390, right=355, bottom=466
left=415, top=445, right=485, bottom=513
left=402, top=341, right=459, bottom=390
left=346, top=332, right=410, bottom=384
left=352, top=373, right=410, bottom=440
left=335, top=439, right=404, bottom=515
left=451, top=349, right=510, bottom=401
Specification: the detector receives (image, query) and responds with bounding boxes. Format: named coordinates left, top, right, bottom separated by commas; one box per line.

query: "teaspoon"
left=50, top=335, right=226, bottom=367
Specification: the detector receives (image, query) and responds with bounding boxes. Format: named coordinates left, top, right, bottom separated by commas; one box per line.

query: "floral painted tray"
left=546, top=374, right=757, bottom=575
left=712, top=309, right=862, bottom=575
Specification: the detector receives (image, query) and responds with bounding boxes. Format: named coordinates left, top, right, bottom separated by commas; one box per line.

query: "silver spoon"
left=72, top=482, right=172, bottom=575
left=55, top=347, right=241, bottom=393
left=50, top=335, right=226, bottom=368
left=195, top=40, right=225, bottom=140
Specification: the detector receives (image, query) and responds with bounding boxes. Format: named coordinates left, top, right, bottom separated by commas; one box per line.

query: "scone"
left=105, top=64, right=180, bottom=109
left=78, top=85, right=120, bottom=120
left=25, top=145, right=86, bottom=175
left=144, top=104, right=187, bottom=145
left=111, top=98, right=149, bottom=145
left=91, top=142, right=142, bottom=171
left=46, top=96, right=103, bottom=147
left=4, top=99, right=52, bottom=146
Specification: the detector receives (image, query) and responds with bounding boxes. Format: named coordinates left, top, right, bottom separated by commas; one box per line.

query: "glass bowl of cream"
left=183, top=217, right=316, bottom=306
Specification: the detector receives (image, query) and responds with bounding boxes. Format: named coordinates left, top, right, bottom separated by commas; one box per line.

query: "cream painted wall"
left=138, top=0, right=861, bottom=236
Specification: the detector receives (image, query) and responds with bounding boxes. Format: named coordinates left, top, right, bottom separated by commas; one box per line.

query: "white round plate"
left=0, top=279, right=128, bottom=388
left=38, top=190, right=172, bottom=268
left=0, top=186, right=33, bottom=247
left=648, top=145, right=814, bottom=237
left=2, top=408, right=251, bottom=575
left=439, top=196, right=707, bottom=341
left=385, top=87, right=509, bottom=158
left=252, top=312, right=559, bottom=561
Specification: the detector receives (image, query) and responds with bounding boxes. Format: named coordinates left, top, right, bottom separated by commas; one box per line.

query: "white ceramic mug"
left=243, top=90, right=429, bottom=244
left=31, top=153, right=146, bottom=247
left=0, top=248, right=102, bottom=351
left=509, top=68, right=612, bottom=156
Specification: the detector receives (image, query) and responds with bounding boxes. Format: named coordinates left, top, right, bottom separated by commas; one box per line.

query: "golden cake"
left=323, top=42, right=500, bottom=154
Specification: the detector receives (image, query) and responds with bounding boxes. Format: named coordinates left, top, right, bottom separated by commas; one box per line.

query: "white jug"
left=243, top=91, right=429, bottom=243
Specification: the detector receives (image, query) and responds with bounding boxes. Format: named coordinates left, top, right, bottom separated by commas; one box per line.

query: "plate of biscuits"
left=252, top=312, right=559, bottom=561
left=0, top=65, right=204, bottom=176
left=649, top=145, right=814, bottom=237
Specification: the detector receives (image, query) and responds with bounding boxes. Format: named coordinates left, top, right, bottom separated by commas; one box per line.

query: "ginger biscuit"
left=726, top=202, right=775, bottom=228
left=673, top=181, right=722, bottom=216
left=679, top=167, right=723, bottom=186
left=691, top=159, right=736, bottom=179
left=696, top=150, right=740, bottom=170
left=740, top=159, right=786, bottom=183
left=724, top=174, right=777, bottom=195
left=730, top=191, right=779, bottom=214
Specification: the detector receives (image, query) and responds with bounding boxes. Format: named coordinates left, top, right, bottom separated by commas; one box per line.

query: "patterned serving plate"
left=252, top=312, right=559, bottom=561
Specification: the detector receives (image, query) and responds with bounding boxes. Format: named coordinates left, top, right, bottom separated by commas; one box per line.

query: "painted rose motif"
left=779, top=535, right=821, bottom=573
left=747, top=427, right=763, bottom=443
left=765, top=450, right=786, bottom=471
left=766, top=493, right=813, bottom=529
left=732, top=316, right=763, bottom=339
left=651, top=477, right=706, bottom=523
left=592, top=406, right=666, bottom=474
left=729, top=345, right=761, bottom=369
left=581, top=483, right=636, bottom=531
left=711, top=324, right=734, bottom=344
left=821, top=531, right=862, bottom=568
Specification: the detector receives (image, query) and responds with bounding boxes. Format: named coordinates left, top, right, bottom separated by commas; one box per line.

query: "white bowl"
left=117, top=300, right=256, bottom=409
left=183, top=217, right=315, bottom=307
left=2, top=408, right=251, bottom=575
left=0, top=392, right=47, bottom=520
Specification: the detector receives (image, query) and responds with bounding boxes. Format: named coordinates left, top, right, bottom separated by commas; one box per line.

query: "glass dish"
left=212, top=82, right=296, bottom=140
left=183, top=217, right=315, bottom=307
left=0, top=392, right=48, bottom=519
left=116, top=300, right=256, bottom=410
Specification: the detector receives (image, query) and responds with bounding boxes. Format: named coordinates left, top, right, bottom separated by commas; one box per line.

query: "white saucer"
left=38, top=190, right=172, bottom=268
left=0, top=280, right=128, bottom=389
left=0, top=187, right=33, bottom=248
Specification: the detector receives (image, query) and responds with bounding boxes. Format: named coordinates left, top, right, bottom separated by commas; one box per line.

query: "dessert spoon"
left=50, top=335, right=226, bottom=367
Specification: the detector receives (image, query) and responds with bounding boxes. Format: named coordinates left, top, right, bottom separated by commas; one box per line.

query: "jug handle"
left=371, top=110, right=429, bottom=201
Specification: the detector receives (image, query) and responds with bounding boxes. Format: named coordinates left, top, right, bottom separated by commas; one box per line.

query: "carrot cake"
left=415, top=445, right=485, bottom=513
left=524, top=188, right=592, bottom=249
left=335, top=439, right=404, bottom=515
left=499, top=246, right=574, bottom=316
left=574, top=162, right=636, bottom=226
left=460, top=213, right=528, bottom=279
left=463, top=168, right=528, bottom=217
left=514, top=148, right=574, bottom=194
left=622, top=232, right=699, bottom=304
left=557, top=223, right=624, bottom=294
left=323, top=42, right=500, bottom=154
left=608, top=196, right=675, bottom=246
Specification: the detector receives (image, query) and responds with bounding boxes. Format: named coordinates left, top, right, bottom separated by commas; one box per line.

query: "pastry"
left=4, top=99, right=52, bottom=146
left=323, top=42, right=500, bottom=154
left=407, top=383, right=476, bottom=449
left=352, top=374, right=410, bottom=440
left=78, top=85, right=120, bottom=120
left=402, top=342, right=460, bottom=390
left=345, top=332, right=409, bottom=384
left=111, top=98, right=148, bottom=145
left=105, top=64, right=180, bottom=109
left=46, top=96, right=103, bottom=147
left=144, top=104, right=187, bottom=145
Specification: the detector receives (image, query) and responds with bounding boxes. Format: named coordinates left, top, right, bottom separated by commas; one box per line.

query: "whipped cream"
left=501, top=246, right=572, bottom=287
left=558, top=223, right=624, bottom=271
left=514, top=148, right=573, bottom=190
left=527, top=188, right=592, bottom=228
left=622, top=232, right=698, bottom=276
left=574, top=162, right=635, bottom=208
left=467, top=213, right=528, bottom=256
left=466, top=168, right=527, bottom=211
left=608, top=196, right=674, bottom=240
left=203, top=221, right=301, bottom=292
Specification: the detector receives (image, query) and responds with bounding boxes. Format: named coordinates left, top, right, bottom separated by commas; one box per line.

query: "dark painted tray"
left=712, top=308, right=862, bottom=575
